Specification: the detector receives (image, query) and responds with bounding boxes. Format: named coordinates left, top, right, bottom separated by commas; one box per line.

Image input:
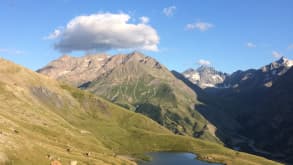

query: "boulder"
left=50, top=160, right=62, bottom=165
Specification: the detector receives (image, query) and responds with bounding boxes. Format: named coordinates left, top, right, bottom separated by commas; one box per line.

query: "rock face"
left=182, top=57, right=293, bottom=89
left=182, top=66, right=228, bottom=88
left=221, top=57, right=293, bottom=90
left=188, top=57, right=293, bottom=163
left=38, top=52, right=219, bottom=142
left=37, top=54, right=110, bottom=86
left=242, top=67, right=293, bottom=162
left=0, top=57, right=282, bottom=165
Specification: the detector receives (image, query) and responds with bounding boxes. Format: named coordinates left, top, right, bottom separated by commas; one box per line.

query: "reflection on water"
left=138, top=152, right=222, bottom=165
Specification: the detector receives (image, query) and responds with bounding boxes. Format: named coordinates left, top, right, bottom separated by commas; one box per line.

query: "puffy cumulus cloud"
left=272, top=51, right=282, bottom=58
left=46, top=13, right=159, bottom=53
left=246, top=42, right=256, bottom=48
left=197, top=59, right=211, bottom=66
left=186, top=21, right=214, bottom=31
left=163, top=6, right=176, bottom=16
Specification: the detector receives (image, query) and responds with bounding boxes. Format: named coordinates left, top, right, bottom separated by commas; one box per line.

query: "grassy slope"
left=85, top=57, right=218, bottom=142
left=0, top=58, right=281, bottom=165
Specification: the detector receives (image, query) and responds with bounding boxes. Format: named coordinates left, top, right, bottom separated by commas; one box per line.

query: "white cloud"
left=44, top=29, right=62, bottom=39
left=272, top=51, right=282, bottom=58
left=163, top=6, right=176, bottom=16
left=197, top=59, right=211, bottom=66
left=0, top=48, right=24, bottom=55
left=46, top=13, right=159, bottom=52
left=246, top=42, right=256, bottom=48
left=288, top=44, right=293, bottom=50
left=139, top=16, right=149, bottom=24
left=186, top=21, right=214, bottom=31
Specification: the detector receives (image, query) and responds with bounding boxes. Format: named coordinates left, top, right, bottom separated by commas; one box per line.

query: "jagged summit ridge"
left=38, top=52, right=219, bottom=141
left=183, top=65, right=228, bottom=88
left=183, top=57, right=293, bottom=89
left=275, top=56, right=293, bottom=67
left=37, top=51, right=166, bottom=86
left=0, top=56, right=281, bottom=165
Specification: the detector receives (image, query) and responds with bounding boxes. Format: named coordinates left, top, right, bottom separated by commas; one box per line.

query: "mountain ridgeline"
left=182, top=57, right=293, bottom=163
left=38, top=52, right=293, bottom=164
left=0, top=57, right=282, bottom=165
left=183, top=57, right=293, bottom=90
left=38, top=52, right=219, bottom=142
left=182, top=66, right=228, bottom=88
left=1, top=57, right=283, bottom=165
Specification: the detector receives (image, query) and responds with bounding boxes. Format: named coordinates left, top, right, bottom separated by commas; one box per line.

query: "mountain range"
left=182, top=66, right=228, bottom=88
left=38, top=52, right=219, bottom=143
left=182, top=56, right=293, bottom=163
left=0, top=57, right=281, bottom=165
left=38, top=53, right=293, bottom=164
left=183, top=57, right=293, bottom=89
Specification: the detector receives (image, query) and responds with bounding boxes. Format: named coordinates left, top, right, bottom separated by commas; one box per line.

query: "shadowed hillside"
left=38, top=52, right=220, bottom=143
left=0, top=57, right=282, bottom=165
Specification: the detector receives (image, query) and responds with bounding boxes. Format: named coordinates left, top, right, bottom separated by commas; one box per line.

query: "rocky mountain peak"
left=106, top=51, right=149, bottom=63
left=197, top=65, right=218, bottom=74
left=265, top=56, right=293, bottom=70
left=129, top=51, right=145, bottom=58
left=38, top=52, right=168, bottom=86
left=260, top=57, right=293, bottom=74
left=121, top=51, right=164, bottom=70
left=276, top=56, right=293, bottom=67
left=183, top=65, right=228, bottom=88
left=276, top=56, right=288, bottom=64
left=37, top=53, right=111, bottom=86
left=221, top=57, right=293, bottom=89
left=59, top=54, right=73, bottom=61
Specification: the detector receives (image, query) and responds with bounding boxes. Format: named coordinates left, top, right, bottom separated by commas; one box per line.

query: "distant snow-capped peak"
left=182, top=65, right=228, bottom=88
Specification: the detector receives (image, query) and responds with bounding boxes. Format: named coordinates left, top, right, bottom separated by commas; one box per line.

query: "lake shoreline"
left=136, top=152, right=223, bottom=165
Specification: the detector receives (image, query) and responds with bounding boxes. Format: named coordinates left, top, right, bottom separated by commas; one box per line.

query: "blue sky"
left=0, top=0, right=292, bottom=73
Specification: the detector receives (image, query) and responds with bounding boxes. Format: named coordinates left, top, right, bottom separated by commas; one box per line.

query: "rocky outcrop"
left=182, top=66, right=228, bottom=88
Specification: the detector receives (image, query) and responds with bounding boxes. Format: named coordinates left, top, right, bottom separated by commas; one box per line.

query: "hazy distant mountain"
left=182, top=66, right=228, bottom=88
left=38, top=52, right=220, bottom=142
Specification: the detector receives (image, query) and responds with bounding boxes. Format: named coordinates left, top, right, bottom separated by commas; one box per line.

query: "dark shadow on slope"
left=135, top=103, right=164, bottom=125
left=78, top=81, right=92, bottom=89
left=171, top=71, right=241, bottom=145
left=172, top=70, right=293, bottom=165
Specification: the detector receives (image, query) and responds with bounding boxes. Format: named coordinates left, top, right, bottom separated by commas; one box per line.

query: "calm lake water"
left=138, top=152, right=222, bottom=165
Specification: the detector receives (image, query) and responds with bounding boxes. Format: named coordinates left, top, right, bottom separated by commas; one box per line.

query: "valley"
left=38, top=52, right=293, bottom=164
left=0, top=57, right=282, bottom=165
left=1, top=1, right=292, bottom=164
left=38, top=52, right=220, bottom=143
left=182, top=57, right=293, bottom=164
